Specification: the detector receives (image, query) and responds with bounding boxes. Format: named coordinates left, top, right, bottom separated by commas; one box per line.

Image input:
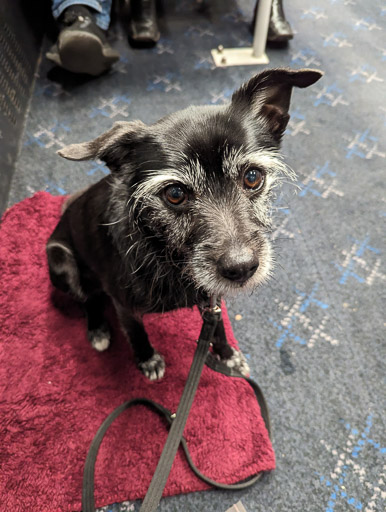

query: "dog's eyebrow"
left=223, top=148, right=294, bottom=181
left=135, top=154, right=207, bottom=193
left=185, top=159, right=207, bottom=191
left=131, top=168, right=198, bottom=206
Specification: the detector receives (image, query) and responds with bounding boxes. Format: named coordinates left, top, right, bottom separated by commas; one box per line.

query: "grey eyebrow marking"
left=223, top=146, right=294, bottom=183
left=131, top=157, right=207, bottom=207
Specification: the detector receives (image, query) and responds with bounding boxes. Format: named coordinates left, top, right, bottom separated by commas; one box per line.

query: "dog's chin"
left=191, top=265, right=272, bottom=299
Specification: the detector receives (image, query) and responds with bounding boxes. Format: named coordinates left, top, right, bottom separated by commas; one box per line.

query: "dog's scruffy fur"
left=47, top=68, right=322, bottom=380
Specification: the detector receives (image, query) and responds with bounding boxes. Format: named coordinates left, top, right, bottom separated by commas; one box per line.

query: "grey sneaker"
left=46, top=6, right=120, bottom=76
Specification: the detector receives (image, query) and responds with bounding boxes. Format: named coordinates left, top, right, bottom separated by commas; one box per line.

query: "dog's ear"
left=57, top=120, right=146, bottom=169
left=231, top=68, right=323, bottom=140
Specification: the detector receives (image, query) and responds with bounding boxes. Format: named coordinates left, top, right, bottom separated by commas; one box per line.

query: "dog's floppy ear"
left=57, top=120, right=146, bottom=168
left=231, top=68, right=323, bottom=140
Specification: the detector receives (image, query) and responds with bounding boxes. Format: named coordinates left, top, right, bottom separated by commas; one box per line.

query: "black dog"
left=47, top=68, right=323, bottom=380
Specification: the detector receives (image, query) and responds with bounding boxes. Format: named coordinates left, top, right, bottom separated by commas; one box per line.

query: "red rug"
left=0, top=192, right=275, bottom=511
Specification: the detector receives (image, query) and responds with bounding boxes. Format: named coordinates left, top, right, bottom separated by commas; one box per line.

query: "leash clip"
left=201, top=294, right=222, bottom=318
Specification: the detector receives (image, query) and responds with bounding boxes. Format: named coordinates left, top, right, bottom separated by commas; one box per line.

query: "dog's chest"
left=119, top=271, right=206, bottom=314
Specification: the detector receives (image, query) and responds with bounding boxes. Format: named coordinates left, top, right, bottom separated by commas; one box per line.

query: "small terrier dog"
left=47, top=68, right=322, bottom=380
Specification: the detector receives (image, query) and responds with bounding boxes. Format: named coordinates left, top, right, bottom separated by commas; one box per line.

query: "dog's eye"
left=164, top=185, right=187, bottom=206
left=243, top=169, right=265, bottom=191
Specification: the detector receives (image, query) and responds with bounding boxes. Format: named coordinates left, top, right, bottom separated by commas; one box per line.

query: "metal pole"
left=252, top=0, right=272, bottom=58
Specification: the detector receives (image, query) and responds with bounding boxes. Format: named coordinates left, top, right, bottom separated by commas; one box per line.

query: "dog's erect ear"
left=57, top=120, right=146, bottom=167
left=231, top=68, right=323, bottom=139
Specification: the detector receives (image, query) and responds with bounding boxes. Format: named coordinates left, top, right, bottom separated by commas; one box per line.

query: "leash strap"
left=82, top=310, right=271, bottom=511
left=139, top=310, right=218, bottom=512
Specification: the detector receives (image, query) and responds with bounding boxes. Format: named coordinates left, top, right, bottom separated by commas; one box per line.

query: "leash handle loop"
left=82, top=309, right=271, bottom=511
left=82, top=399, right=172, bottom=512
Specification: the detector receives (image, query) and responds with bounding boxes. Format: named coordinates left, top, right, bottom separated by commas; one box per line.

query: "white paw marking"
left=139, top=352, right=166, bottom=381
left=223, top=347, right=250, bottom=376
left=90, top=328, right=111, bottom=352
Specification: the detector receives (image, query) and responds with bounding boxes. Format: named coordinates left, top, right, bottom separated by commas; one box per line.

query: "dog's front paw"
left=139, top=352, right=166, bottom=381
left=89, top=326, right=111, bottom=352
left=221, top=347, right=250, bottom=377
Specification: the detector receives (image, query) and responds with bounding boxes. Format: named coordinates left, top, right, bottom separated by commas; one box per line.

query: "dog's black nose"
left=218, top=250, right=259, bottom=284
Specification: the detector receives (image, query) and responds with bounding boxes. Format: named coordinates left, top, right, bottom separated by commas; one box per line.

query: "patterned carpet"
left=6, top=0, right=385, bottom=511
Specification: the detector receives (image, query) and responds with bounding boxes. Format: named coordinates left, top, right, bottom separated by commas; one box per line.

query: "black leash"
left=82, top=305, right=271, bottom=511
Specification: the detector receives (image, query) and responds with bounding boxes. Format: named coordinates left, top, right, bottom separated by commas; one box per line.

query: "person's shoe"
left=46, top=5, right=119, bottom=76
left=251, top=0, right=293, bottom=44
left=128, top=0, right=160, bottom=46
left=267, top=0, right=293, bottom=43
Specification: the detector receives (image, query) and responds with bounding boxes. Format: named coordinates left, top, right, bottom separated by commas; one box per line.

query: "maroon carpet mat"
left=0, top=193, right=275, bottom=511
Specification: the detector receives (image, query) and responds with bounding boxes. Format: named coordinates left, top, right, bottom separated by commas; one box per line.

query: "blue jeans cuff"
left=52, top=1, right=110, bottom=30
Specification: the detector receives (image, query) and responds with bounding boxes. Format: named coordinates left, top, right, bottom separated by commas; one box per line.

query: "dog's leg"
left=114, top=303, right=165, bottom=381
left=131, top=318, right=166, bottom=381
left=47, top=240, right=111, bottom=352
left=46, top=240, right=86, bottom=301
left=212, top=319, right=233, bottom=359
left=84, top=294, right=111, bottom=352
left=212, top=319, right=250, bottom=377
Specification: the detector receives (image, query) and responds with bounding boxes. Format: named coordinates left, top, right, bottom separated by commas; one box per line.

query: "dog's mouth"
left=196, top=267, right=268, bottom=298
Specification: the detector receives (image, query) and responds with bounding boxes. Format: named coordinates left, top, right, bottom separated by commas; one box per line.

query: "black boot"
left=251, top=0, right=293, bottom=44
left=268, top=0, right=293, bottom=42
left=128, top=0, right=160, bottom=46
left=46, top=5, right=120, bottom=76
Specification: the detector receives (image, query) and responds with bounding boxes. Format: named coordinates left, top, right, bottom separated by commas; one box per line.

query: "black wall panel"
left=0, top=1, right=46, bottom=214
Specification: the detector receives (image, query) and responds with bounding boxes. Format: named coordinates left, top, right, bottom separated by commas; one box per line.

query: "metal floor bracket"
left=210, top=0, right=272, bottom=68
left=211, top=46, right=269, bottom=67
